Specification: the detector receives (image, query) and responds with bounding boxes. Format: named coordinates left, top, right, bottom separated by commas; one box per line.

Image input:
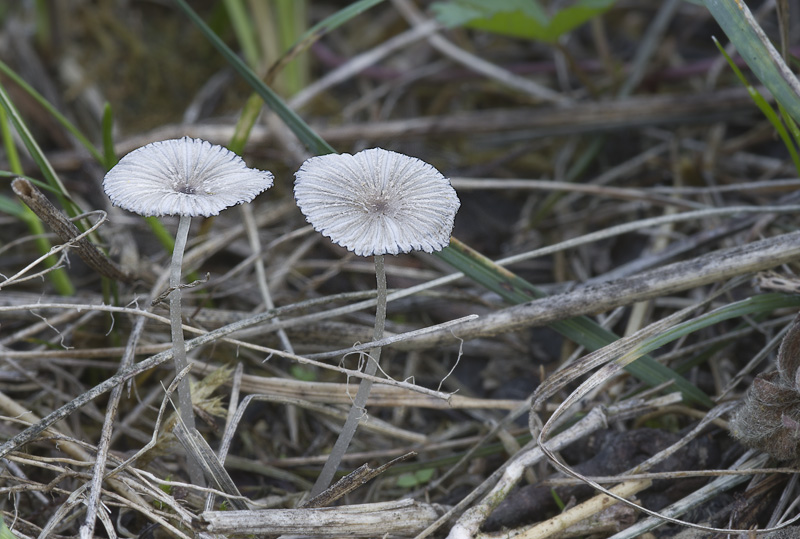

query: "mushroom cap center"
left=370, top=196, right=390, bottom=214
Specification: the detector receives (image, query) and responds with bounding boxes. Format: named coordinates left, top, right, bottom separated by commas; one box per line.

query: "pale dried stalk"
left=606, top=453, right=792, bottom=539
left=417, top=393, right=681, bottom=539
left=199, top=498, right=443, bottom=536
left=391, top=0, right=570, bottom=104
left=289, top=19, right=441, bottom=110
left=407, top=228, right=800, bottom=349
left=442, top=407, right=611, bottom=539
left=115, top=85, right=758, bottom=153
left=222, top=394, right=426, bottom=445
left=0, top=297, right=457, bottom=460
left=495, top=480, right=652, bottom=539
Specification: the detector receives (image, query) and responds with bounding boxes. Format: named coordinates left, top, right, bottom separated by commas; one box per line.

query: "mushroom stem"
left=310, top=254, right=387, bottom=497
left=169, top=214, right=203, bottom=484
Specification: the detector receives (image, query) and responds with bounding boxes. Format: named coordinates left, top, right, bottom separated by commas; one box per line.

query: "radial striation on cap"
left=103, top=137, right=274, bottom=217
left=294, top=148, right=460, bottom=257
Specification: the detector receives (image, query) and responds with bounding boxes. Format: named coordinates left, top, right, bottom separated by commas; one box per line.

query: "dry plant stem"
left=288, top=19, right=440, bottom=110
left=80, top=314, right=148, bottom=539
left=117, top=85, right=759, bottom=153
left=0, top=294, right=455, bottom=462
left=532, top=307, right=788, bottom=535
left=497, top=479, right=652, bottom=539
left=438, top=407, right=610, bottom=539
left=11, top=178, right=134, bottom=283
left=608, top=453, right=776, bottom=539
left=45, top=372, right=196, bottom=539
left=240, top=203, right=293, bottom=353
left=241, top=203, right=300, bottom=445
left=81, top=266, right=176, bottom=538
left=311, top=254, right=387, bottom=497
left=409, top=228, right=800, bottom=349
left=436, top=394, right=683, bottom=539
left=199, top=499, right=441, bottom=536
left=391, top=0, right=570, bottom=105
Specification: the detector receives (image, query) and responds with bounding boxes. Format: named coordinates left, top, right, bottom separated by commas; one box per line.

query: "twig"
left=199, top=498, right=444, bottom=536
left=302, top=452, right=417, bottom=508
left=402, top=228, right=800, bottom=349
left=11, top=178, right=134, bottom=283
left=391, top=0, right=570, bottom=104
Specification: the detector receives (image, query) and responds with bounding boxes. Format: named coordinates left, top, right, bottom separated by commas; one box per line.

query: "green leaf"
left=432, top=0, right=616, bottom=43
left=396, top=468, right=435, bottom=487
left=290, top=364, right=317, bottom=382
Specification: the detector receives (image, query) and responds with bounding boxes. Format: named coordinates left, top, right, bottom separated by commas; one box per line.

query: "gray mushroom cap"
left=103, top=137, right=274, bottom=217
left=294, top=148, right=460, bottom=257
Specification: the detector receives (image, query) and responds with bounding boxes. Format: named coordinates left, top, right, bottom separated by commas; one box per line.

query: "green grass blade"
left=437, top=237, right=714, bottom=406
left=223, top=0, right=260, bottom=68
left=0, top=105, right=21, bottom=173
left=0, top=84, right=77, bottom=215
left=275, top=0, right=308, bottom=95
left=229, top=93, right=264, bottom=155
left=778, top=104, right=800, bottom=159
left=173, top=0, right=335, bottom=156
left=264, top=0, right=382, bottom=89
left=101, top=102, right=118, bottom=169
left=0, top=194, right=25, bottom=218
left=301, top=0, right=383, bottom=41
left=0, top=59, right=105, bottom=164
left=0, top=93, right=74, bottom=295
left=618, top=293, right=800, bottom=367
left=705, top=0, right=800, bottom=124
left=0, top=516, right=19, bottom=539
left=713, top=37, right=800, bottom=174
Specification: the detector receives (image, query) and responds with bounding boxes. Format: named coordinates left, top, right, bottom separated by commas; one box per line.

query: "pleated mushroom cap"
left=103, top=137, right=274, bottom=217
left=294, top=148, right=460, bottom=257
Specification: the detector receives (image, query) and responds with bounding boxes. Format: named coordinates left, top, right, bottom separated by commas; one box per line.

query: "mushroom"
left=104, top=137, right=273, bottom=446
left=294, top=147, right=460, bottom=495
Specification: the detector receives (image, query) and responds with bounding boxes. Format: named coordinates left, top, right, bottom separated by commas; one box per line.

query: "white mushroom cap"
left=294, top=148, right=460, bottom=257
left=103, top=137, right=274, bottom=217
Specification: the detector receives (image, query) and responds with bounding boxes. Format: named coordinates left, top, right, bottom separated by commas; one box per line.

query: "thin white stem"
left=170, top=215, right=203, bottom=485
left=310, top=255, right=387, bottom=497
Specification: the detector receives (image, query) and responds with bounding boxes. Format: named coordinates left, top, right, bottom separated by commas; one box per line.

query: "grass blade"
left=173, top=0, right=335, bottom=156
left=438, top=237, right=714, bottom=406
left=705, top=0, right=800, bottom=124
left=101, top=102, right=117, bottom=169
left=0, top=59, right=105, bottom=165
left=0, top=84, right=77, bottom=215
left=712, top=37, right=800, bottom=174
left=0, top=89, right=74, bottom=295
left=624, top=293, right=800, bottom=363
